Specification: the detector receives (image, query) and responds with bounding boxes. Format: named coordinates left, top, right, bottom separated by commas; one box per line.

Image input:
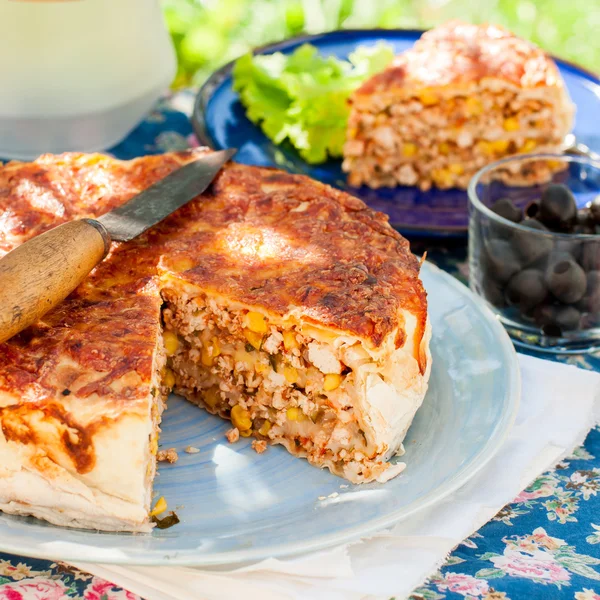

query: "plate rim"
left=193, top=27, right=600, bottom=147
left=0, top=262, right=521, bottom=567
left=192, top=27, right=600, bottom=237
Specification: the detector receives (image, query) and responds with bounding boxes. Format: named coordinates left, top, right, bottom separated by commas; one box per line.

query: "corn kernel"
left=419, top=90, right=438, bottom=106
left=283, top=330, right=298, bottom=351
left=491, top=139, right=510, bottom=154
left=201, top=337, right=221, bottom=366
left=503, top=117, right=520, bottom=132
left=402, top=143, right=417, bottom=158
left=477, top=140, right=494, bottom=156
left=240, top=429, right=253, bottom=437
left=255, top=362, right=268, bottom=374
left=431, top=168, right=453, bottom=188
left=201, top=348, right=214, bottom=367
left=521, top=139, right=537, bottom=153
left=448, top=163, right=464, bottom=175
left=246, top=311, right=268, bottom=333
left=203, top=388, right=220, bottom=409
left=163, top=368, right=175, bottom=389
left=244, top=328, right=263, bottom=350
left=465, top=97, right=483, bottom=116
left=324, top=373, right=343, bottom=392
left=150, top=436, right=158, bottom=456
left=231, top=405, right=252, bottom=431
left=283, top=365, right=299, bottom=384
left=439, top=142, right=450, bottom=155
left=86, top=155, right=106, bottom=166
left=150, top=496, right=167, bottom=517
left=258, top=420, right=272, bottom=436
left=286, top=407, right=306, bottom=421
left=163, top=331, right=179, bottom=357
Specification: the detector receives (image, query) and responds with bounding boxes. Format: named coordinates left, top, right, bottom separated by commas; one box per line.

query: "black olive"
left=483, top=239, right=521, bottom=284
left=554, top=306, right=581, bottom=331
left=511, top=219, right=553, bottom=265
left=490, top=198, right=522, bottom=223
left=545, top=251, right=575, bottom=269
left=541, top=323, right=562, bottom=337
left=574, top=207, right=596, bottom=234
left=539, top=184, right=577, bottom=231
left=480, top=275, right=506, bottom=308
left=521, top=218, right=549, bottom=232
left=524, top=201, right=540, bottom=219
left=529, top=249, right=573, bottom=274
left=534, top=303, right=555, bottom=327
left=489, top=218, right=516, bottom=241
left=505, top=269, right=547, bottom=312
left=554, top=237, right=582, bottom=262
left=534, top=304, right=581, bottom=333
left=576, top=270, right=600, bottom=313
left=581, top=243, right=600, bottom=272
left=590, top=195, right=600, bottom=225
left=546, top=259, right=586, bottom=303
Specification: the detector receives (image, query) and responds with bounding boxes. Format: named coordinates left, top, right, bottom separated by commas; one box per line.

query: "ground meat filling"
left=343, top=90, right=564, bottom=190
left=161, top=290, right=379, bottom=478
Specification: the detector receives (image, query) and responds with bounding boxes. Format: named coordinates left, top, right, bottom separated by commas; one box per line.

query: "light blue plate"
left=0, top=263, right=520, bottom=566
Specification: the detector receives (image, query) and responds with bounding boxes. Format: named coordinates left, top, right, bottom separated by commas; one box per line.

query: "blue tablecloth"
left=0, top=96, right=599, bottom=600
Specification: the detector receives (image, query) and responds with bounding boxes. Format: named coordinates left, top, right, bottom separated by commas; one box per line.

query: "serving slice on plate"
left=229, top=20, right=575, bottom=193
left=343, top=20, right=575, bottom=190
left=0, top=150, right=430, bottom=532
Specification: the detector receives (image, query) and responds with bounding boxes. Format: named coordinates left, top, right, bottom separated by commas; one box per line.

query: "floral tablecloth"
left=1, top=96, right=599, bottom=600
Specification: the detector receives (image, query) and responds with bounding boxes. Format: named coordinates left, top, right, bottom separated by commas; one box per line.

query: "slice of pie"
left=0, top=150, right=431, bottom=532
left=342, top=20, right=575, bottom=190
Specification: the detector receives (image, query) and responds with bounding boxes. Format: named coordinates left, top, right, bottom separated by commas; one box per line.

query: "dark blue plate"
left=193, top=29, right=600, bottom=237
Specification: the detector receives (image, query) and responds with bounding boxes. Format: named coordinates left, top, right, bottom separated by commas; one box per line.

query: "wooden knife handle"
left=0, top=219, right=110, bottom=344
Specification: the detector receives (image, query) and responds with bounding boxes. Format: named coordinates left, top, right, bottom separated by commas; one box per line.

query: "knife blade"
left=98, top=149, right=235, bottom=241
left=0, top=149, right=236, bottom=344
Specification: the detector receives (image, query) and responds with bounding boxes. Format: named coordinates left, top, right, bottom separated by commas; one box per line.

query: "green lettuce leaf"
left=232, top=42, right=394, bottom=163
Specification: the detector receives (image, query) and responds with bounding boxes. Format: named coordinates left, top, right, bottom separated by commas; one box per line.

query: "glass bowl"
left=468, top=154, right=600, bottom=354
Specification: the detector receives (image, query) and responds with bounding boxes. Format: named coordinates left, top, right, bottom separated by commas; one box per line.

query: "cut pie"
left=0, top=150, right=431, bottom=532
left=342, top=20, right=575, bottom=190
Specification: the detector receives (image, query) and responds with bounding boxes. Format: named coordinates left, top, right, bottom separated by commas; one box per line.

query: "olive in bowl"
left=468, top=154, right=600, bottom=353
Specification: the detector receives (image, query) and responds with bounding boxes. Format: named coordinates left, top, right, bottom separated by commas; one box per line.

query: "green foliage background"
left=161, top=0, right=599, bottom=88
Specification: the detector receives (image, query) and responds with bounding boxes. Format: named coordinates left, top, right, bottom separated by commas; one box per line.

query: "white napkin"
left=72, top=354, right=600, bottom=600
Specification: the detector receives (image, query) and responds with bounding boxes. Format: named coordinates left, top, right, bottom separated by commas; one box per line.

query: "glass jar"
left=468, top=154, right=600, bottom=353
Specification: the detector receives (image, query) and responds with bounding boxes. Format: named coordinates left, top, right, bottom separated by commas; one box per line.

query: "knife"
left=0, top=148, right=235, bottom=344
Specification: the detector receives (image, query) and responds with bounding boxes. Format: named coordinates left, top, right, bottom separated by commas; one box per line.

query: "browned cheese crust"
left=355, top=20, right=563, bottom=98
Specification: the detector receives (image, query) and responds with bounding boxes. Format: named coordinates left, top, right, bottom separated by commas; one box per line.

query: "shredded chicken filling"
left=343, top=90, right=564, bottom=190
left=160, top=291, right=380, bottom=474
